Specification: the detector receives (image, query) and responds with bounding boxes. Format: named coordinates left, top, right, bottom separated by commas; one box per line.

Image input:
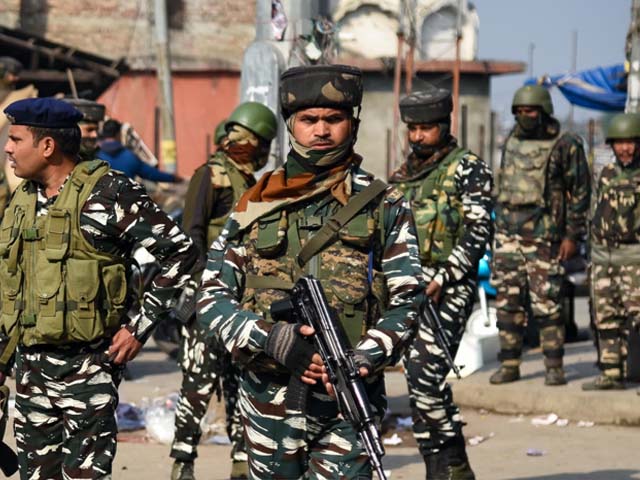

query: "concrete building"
left=0, top=1, right=523, bottom=179
left=332, top=0, right=524, bottom=178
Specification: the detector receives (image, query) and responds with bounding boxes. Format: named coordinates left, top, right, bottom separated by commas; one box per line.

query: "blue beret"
left=4, top=97, right=83, bottom=129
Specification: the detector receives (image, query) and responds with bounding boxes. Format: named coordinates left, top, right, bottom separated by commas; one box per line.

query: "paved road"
left=4, top=340, right=640, bottom=479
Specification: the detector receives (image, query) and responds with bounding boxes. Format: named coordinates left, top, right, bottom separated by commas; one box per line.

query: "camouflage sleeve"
left=86, top=176, right=198, bottom=342
left=355, top=187, right=424, bottom=371
left=434, top=154, right=494, bottom=286
left=558, top=134, right=591, bottom=241
left=197, top=227, right=271, bottom=360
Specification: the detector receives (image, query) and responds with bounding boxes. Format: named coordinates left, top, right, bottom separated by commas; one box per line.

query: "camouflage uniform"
left=391, top=89, right=493, bottom=478
left=587, top=113, right=640, bottom=387
left=492, top=117, right=590, bottom=374
left=590, top=162, right=640, bottom=380
left=170, top=151, right=253, bottom=466
left=1, top=162, right=196, bottom=479
left=198, top=65, right=424, bottom=479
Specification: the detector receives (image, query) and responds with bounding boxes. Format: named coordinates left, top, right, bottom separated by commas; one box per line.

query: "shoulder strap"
left=296, top=179, right=388, bottom=267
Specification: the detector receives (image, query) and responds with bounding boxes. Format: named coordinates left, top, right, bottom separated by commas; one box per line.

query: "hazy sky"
left=474, top=0, right=629, bottom=123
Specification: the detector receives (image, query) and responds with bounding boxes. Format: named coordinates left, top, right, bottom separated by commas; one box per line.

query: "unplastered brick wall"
left=0, top=0, right=256, bottom=69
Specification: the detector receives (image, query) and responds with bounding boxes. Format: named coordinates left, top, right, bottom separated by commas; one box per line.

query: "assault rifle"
left=420, top=297, right=462, bottom=379
left=270, top=276, right=387, bottom=480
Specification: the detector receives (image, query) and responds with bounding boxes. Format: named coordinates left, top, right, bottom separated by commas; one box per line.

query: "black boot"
left=424, top=437, right=475, bottom=480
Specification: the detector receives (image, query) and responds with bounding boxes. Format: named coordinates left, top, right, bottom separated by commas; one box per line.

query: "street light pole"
left=152, top=0, right=177, bottom=173
left=451, top=0, right=463, bottom=136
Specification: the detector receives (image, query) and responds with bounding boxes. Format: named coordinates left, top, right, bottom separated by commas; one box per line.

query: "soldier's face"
left=515, top=106, right=540, bottom=119
left=79, top=122, right=99, bottom=139
left=407, top=123, right=441, bottom=146
left=5, top=125, right=51, bottom=180
left=612, top=139, right=636, bottom=166
left=291, top=108, right=352, bottom=149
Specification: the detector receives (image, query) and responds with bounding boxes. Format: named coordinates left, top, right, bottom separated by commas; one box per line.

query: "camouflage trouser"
left=492, top=233, right=565, bottom=368
left=403, top=271, right=475, bottom=455
left=14, top=342, right=123, bottom=480
left=591, top=261, right=640, bottom=379
left=170, top=321, right=245, bottom=463
left=239, top=370, right=385, bottom=479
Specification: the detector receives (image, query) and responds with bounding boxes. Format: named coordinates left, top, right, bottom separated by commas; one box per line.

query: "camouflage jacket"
left=197, top=165, right=424, bottom=373
left=182, top=153, right=255, bottom=274
left=391, top=146, right=494, bottom=287
left=592, top=161, right=640, bottom=247
left=495, top=123, right=590, bottom=243
left=0, top=170, right=197, bottom=364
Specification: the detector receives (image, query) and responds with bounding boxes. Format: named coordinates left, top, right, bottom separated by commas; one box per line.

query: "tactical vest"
left=497, top=134, right=558, bottom=207
left=206, top=154, right=253, bottom=246
left=593, top=164, right=640, bottom=248
left=394, top=147, right=466, bottom=266
left=0, top=160, right=129, bottom=347
left=239, top=181, right=388, bottom=373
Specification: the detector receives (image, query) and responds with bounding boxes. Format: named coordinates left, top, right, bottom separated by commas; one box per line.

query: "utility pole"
left=451, top=0, right=463, bottom=136
left=390, top=0, right=405, bottom=177
left=151, top=0, right=177, bottom=173
left=528, top=42, right=535, bottom=78
left=627, top=0, right=640, bottom=113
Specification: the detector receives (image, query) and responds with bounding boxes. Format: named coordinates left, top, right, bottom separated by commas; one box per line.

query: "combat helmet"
left=606, top=112, right=640, bottom=142
left=227, top=102, right=277, bottom=141
left=399, top=87, right=453, bottom=124
left=512, top=85, right=553, bottom=115
left=214, top=118, right=228, bottom=145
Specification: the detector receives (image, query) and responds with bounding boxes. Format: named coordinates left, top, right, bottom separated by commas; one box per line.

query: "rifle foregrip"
left=284, top=375, right=310, bottom=413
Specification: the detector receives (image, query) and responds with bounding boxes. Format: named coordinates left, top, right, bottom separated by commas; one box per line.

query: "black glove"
left=264, top=322, right=316, bottom=377
left=353, top=351, right=374, bottom=374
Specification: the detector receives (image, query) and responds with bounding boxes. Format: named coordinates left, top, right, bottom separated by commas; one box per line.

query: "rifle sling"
left=296, top=179, right=388, bottom=268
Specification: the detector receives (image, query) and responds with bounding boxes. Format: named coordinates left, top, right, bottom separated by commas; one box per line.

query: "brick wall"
left=0, top=0, right=256, bottom=69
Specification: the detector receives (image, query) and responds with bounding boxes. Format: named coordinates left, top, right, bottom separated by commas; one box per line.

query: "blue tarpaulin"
left=525, top=64, right=627, bottom=112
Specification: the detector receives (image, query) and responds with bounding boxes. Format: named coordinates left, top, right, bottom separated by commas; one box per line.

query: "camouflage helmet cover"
left=227, top=102, right=277, bottom=141
left=399, top=87, right=453, bottom=124
left=606, top=112, right=640, bottom=141
left=512, top=84, right=554, bottom=115
left=0, top=57, right=23, bottom=77
left=61, top=98, right=106, bottom=124
left=280, top=64, right=363, bottom=118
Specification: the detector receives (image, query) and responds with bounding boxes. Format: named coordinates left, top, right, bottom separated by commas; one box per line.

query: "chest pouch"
left=44, top=208, right=70, bottom=261
left=256, top=210, right=288, bottom=258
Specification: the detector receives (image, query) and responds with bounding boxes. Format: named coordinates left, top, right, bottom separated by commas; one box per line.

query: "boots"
left=230, top=460, right=249, bottom=480
left=582, top=374, right=625, bottom=391
left=171, top=460, right=195, bottom=480
left=489, top=365, right=520, bottom=385
left=424, top=437, right=475, bottom=480
left=544, top=367, right=567, bottom=386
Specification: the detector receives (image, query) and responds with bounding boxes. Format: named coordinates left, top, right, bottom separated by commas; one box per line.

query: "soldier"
left=62, top=98, right=106, bottom=160
left=390, top=88, right=493, bottom=479
left=197, top=65, right=424, bottom=479
left=171, top=102, right=277, bottom=480
left=583, top=113, right=640, bottom=390
left=490, top=85, right=590, bottom=386
left=0, top=97, right=197, bottom=479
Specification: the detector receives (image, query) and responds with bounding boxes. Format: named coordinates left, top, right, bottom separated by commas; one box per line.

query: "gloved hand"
left=353, top=351, right=374, bottom=375
left=265, top=322, right=317, bottom=378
